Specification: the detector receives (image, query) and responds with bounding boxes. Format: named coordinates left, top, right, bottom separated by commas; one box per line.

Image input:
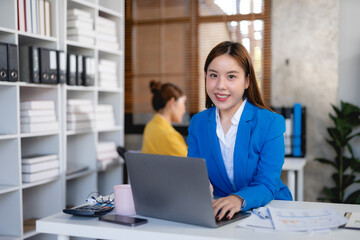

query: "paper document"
left=237, top=206, right=348, bottom=232
left=268, top=207, right=348, bottom=231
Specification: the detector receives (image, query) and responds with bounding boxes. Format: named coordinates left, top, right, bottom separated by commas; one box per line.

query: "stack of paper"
left=96, top=141, right=119, bottom=170
left=96, top=104, right=115, bottom=130
left=22, top=154, right=59, bottom=183
left=237, top=206, right=348, bottom=232
left=98, top=59, right=118, bottom=88
left=20, top=101, right=58, bottom=133
left=67, top=8, right=95, bottom=45
left=97, top=16, right=119, bottom=50
left=67, top=99, right=95, bottom=131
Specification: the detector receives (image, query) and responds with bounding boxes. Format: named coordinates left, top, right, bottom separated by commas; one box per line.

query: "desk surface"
left=36, top=200, right=360, bottom=240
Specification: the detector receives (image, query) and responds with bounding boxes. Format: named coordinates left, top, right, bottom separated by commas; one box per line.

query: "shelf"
left=0, top=185, right=19, bottom=195
left=18, top=82, right=59, bottom=89
left=66, top=40, right=95, bottom=50
left=66, top=128, right=95, bottom=135
left=97, top=126, right=122, bottom=132
left=0, top=134, right=17, bottom=140
left=65, top=85, right=96, bottom=91
left=66, top=169, right=94, bottom=181
left=68, top=0, right=96, bottom=9
left=97, top=46, right=123, bottom=55
left=21, top=176, right=61, bottom=190
left=98, top=6, right=123, bottom=18
left=20, top=131, right=60, bottom=138
left=97, top=87, right=122, bottom=93
left=18, top=32, right=58, bottom=46
left=0, top=1, right=124, bottom=237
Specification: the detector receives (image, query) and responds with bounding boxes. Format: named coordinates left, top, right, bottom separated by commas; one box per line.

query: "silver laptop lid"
left=125, top=152, right=250, bottom=228
left=125, top=152, right=218, bottom=227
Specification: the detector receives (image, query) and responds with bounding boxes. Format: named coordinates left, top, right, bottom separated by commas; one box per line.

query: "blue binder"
left=293, top=103, right=302, bottom=156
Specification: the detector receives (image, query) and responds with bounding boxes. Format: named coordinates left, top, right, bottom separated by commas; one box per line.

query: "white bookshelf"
left=0, top=0, right=124, bottom=239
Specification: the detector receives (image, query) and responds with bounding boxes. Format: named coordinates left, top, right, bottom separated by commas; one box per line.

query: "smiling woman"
left=187, top=41, right=292, bottom=221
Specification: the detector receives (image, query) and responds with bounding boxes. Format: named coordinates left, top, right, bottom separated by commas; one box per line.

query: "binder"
left=39, top=48, right=57, bottom=84
left=28, top=46, right=40, bottom=83
left=49, top=49, right=58, bottom=84
left=83, top=57, right=94, bottom=86
left=67, top=54, right=76, bottom=85
left=76, top=55, right=83, bottom=85
left=7, top=44, right=19, bottom=82
left=293, top=103, right=302, bottom=157
left=0, top=43, right=8, bottom=81
left=57, top=51, right=66, bottom=84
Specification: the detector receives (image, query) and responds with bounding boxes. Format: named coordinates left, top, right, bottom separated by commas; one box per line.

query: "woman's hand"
left=212, top=195, right=243, bottom=220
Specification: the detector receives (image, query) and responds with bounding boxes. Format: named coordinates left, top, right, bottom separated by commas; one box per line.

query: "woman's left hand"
left=212, top=195, right=243, bottom=220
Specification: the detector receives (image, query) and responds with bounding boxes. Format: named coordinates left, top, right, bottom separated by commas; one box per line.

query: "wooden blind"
left=125, top=0, right=271, bottom=115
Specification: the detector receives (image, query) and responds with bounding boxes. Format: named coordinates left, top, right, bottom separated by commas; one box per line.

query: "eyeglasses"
left=86, top=192, right=114, bottom=206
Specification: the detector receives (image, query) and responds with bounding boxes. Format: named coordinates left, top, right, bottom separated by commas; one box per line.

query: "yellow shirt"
left=141, top=114, right=187, bottom=157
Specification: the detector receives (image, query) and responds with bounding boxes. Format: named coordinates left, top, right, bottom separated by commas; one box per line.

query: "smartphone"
left=99, top=214, right=148, bottom=227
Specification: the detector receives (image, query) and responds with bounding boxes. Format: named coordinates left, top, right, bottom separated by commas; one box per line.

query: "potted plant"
left=315, top=101, right=360, bottom=203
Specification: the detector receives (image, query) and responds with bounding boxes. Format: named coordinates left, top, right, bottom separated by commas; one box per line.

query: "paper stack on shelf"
left=96, top=104, right=115, bottom=130
left=67, top=99, right=95, bottom=131
left=67, top=8, right=95, bottom=45
left=97, top=16, right=119, bottom=50
left=22, top=154, right=59, bottom=183
left=20, top=100, right=58, bottom=133
left=98, top=59, right=118, bottom=88
left=96, top=141, right=120, bottom=170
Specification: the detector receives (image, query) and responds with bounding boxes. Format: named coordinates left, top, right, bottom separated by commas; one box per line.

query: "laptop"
left=124, top=152, right=250, bottom=228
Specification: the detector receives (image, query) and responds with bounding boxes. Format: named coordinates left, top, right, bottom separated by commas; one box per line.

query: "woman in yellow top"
left=141, top=80, right=187, bottom=157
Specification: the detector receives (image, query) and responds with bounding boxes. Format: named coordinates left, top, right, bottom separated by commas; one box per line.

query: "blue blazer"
left=187, top=102, right=292, bottom=211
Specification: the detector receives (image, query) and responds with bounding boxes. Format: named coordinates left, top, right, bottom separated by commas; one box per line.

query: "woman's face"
left=205, top=54, right=249, bottom=117
left=171, top=95, right=187, bottom=123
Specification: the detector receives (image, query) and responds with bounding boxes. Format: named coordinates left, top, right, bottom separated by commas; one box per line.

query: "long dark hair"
left=204, top=41, right=271, bottom=111
left=150, top=80, right=184, bottom=111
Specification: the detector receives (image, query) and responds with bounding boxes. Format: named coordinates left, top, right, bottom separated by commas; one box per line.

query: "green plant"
left=315, top=101, right=360, bottom=204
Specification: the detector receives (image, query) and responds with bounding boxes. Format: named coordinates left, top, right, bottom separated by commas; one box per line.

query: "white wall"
left=271, top=0, right=339, bottom=201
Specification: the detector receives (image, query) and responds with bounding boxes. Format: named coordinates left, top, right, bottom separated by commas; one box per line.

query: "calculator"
left=63, top=202, right=114, bottom=217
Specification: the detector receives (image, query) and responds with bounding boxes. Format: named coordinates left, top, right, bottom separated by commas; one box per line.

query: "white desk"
left=283, top=157, right=306, bottom=201
left=36, top=200, right=360, bottom=240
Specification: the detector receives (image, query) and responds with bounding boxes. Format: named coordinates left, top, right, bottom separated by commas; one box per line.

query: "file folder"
left=57, top=51, right=66, bottom=84
left=7, top=44, right=19, bottom=82
left=83, top=57, right=94, bottom=86
left=49, top=49, right=58, bottom=84
left=76, top=55, right=83, bottom=85
left=19, top=46, right=40, bottom=83
left=293, top=103, right=302, bottom=157
left=0, top=43, right=8, bottom=81
left=67, top=54, right=76, bottom=85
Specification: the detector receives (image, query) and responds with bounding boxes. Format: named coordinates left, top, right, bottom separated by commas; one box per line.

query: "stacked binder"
left=98, top=59, right=117, bottom=88
left=67, top=8, right=95, bottom=45
left=20, top=100, right=58, bottom=133
left=67, top=99, right=95, bottom=131
left=96, top=142, right=119, bottom=170
left=22, top=154, right=59, bottom=183
left=96, top=104, right=116, bottom=130
left=97, top=16, right=119, bottom=50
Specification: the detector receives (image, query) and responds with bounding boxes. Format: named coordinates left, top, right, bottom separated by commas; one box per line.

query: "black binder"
left=83, top=57, right=94, bottom=86
left=0, top=43, right=8, bottom=81
left=29, top=46, right=40, bottom=83
left=7, top=44, right=18, bottom=82
left=67, top=54, right=76, bottom=85
left=57, top=51, right=66, bottom=84
left=76, top=55, right=83, bottom=85
left=48, top=49, right=58, bottom=84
